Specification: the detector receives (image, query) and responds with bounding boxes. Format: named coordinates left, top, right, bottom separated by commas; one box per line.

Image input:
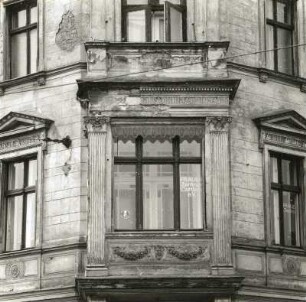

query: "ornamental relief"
left=110, top=245, right=210, bottom=262
left=282, top=256, right=301, bottom=276
left=206, top=116, right=232, bottom=132
left=5, top=261, right=25, bottom=279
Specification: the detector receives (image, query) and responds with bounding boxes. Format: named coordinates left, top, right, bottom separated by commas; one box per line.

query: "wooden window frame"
left=266, top=0, right=296, bottom=74
left=121, top=0, right=187, bottom=42
left=269, top=151, right=302, bottom=247
left=7, top=0, right=37, bottom=78
left=114, top=135, right=203, bottom=231
left=4, top=156, right=37, bottom=251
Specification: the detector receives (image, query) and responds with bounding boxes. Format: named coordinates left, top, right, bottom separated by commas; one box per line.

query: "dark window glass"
left=122, top=0, right=186, bottom=42
left=266, top=0, right=294, bottom=75
left=9, top=0, right=37, bottom=78
left=270, top=152, right=301, bottom=247
left=114, top=136, right=203, bottom=231
left=5, top=158, right=37, bottom=251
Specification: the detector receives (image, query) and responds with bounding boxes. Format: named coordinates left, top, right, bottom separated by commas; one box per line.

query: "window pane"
left=180, top=164, right=202, bottom=229
left=30, top=28, right=38, bottom=74
left=170, top=6, right=183, bottom=42
left=277, top=1, right=292, bottom=24
left=11, top=9, right=27, bottom=29
left=28, top=159, right=37, bottom=187
left=8, top=162, right=24, bottom=190
left=266, top=25, right=274, bottom=70
left=159, top=0, right=181, bottom=4
left=271, top=156, right=278, bottom=183
left=11, top=32, right=27, bottom=78
left=30, top=6, right=38, bottom=24
left=25, top=193, right=36, bottom=248
left=266, top=0, right=273, bottom=19
left=283, top=191, right=300, bottom=246
left=114, top=140, right=135, bottom=157
left=271, top=190, right=280, bottom=245
left=6, top=196, right=23, bottom=251
left=114, top=165, right=136, bottom=229
left=277, top=28, right=293, bottom=74
left=151, top=11, right=164, bottom=42
left=143, top=165, right=174, bottom=229
left=127, top=0, right=148, bottom=4
left=127, top=10, right=146, bottom=42
left=143, top=140, right=172, bottom=157
left=281, top=159, right=297, bottom=186
left=180, top=140, right=201, bottom=157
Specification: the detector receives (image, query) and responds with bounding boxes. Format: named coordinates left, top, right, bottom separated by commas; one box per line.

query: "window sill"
left=228, top=62, right=306, bottom=93
left=266, top=245, right=306, bottom=256
left=106, top=230, right=213, bottom=239
left=0, top=71, right=46, bottom=95
left=0, top=247, right=42, bottom=259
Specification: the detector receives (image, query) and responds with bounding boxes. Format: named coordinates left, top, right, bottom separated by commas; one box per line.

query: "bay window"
left=122, top=0, right=186, bottom=42
left=113, top=136, right=203, bottom=231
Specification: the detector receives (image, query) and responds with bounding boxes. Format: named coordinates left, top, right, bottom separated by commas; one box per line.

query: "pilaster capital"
left=84, top=116, right=111, bottom=134
left=206, top=116, right=232, bottom=132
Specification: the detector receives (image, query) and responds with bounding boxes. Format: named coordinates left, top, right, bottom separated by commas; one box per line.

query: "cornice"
left=0, top=62, right=86, bottom=95
left=228, top=62, right=306, bottom=92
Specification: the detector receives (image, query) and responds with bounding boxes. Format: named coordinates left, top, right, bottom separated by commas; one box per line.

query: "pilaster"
left=84, top=116, right=110, bottom=277
left=206, top=116, right=233, bottom=274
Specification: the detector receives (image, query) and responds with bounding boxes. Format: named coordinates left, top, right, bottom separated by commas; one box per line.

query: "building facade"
left=0, top=0, right=305, bottom=301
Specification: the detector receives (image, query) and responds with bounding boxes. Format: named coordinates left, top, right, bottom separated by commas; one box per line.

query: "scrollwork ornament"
left=5, top=261, right=25, bottom=279
left=282, top=256, right=301, bottom=276
left=113, top=246, right=149, bottom=261
left=206, top=116, right=232, bottom=132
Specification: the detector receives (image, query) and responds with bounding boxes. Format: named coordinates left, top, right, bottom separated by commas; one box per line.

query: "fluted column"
left=84, top=116, right=110, bottom=276
left=206, top=116, right=232, bottom=273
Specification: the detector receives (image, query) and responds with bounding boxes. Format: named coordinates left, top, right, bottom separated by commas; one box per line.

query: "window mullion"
left=26, top=5, right=31, bottom=75
left=273, top=0, right=278, bottom=72
left=146, top=8, right=152, bottom=42
left=277, top=156, right=285, bottom=246
left=21, top=160, right=29, bottom=249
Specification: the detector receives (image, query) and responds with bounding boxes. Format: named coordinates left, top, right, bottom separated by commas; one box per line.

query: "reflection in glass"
left=6, top=196, right=23, bottom=251
left=170, top=6, right=183, bottom=42
left=266, top=25, right=274, bottom=70
left=180, top=140, right=201, bottom=157
left=180, top=164, right=202, bottom=229
left=277, top=1, right=291, bottom=24
left=143, top=165, right=174, bottom=229
left=143, top=140, right=172, bottom=157
left=28, top=159, right=38, bottom=187
left=127, top=10, right=146, bottom=42
left=281, top=159, right=297, bottom=186
left=159, top=0, right=181, bottom=4
left=272, top=190, right=280, bottom=245
left=11, top=32, right=27, bottom=78
left=11, top=9, right=27, bottom=29
left=266, top=0, right=273, bottom=19
left=277, top=28, right=293, bottom=74
left=283, top=191, right=300, bottom=247
left=30, top=6, right=38, bottom=24
left=8, top=162, right=24, bottom=190
left=127, top=0, right=148, bottom=4
left=271, top=156, right=278, bottom=183
left=151, top=11, right=164, bottom=42
left=30, top=29, right=38, bottom=74
left=114, top=165, right=136, bottom=229
left=114, top=140, right=135, bottom=157
left=25, top=193, right=36, bottom=248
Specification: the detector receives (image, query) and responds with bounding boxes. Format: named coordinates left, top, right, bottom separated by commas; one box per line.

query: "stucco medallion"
left=5, top=261, right=25, bottom=279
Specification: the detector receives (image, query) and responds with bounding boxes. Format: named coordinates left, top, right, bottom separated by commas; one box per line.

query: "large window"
left=113, top=136, right=203, bottom=231
left=4, top=157, right=37, bottom=251
left=266, top=0, right=295, bottom=74
left=270, top=152, right=302, bottom=247
left=8, top=0, right=38, bottom=78
left=122, top=0, right=186, bottom=42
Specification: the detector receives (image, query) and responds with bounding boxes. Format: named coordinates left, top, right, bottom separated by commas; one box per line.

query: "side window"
left=113, top=136, right=203, bottom=230
left=122, top=0, right=186, bottom=42
left=266, top=0, right=295, bottom=74
left=4, top=157, right=37, bottom=251
left=8, top=0, right=38, bottom=79
left=270, top=152, right=302, bottom=247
